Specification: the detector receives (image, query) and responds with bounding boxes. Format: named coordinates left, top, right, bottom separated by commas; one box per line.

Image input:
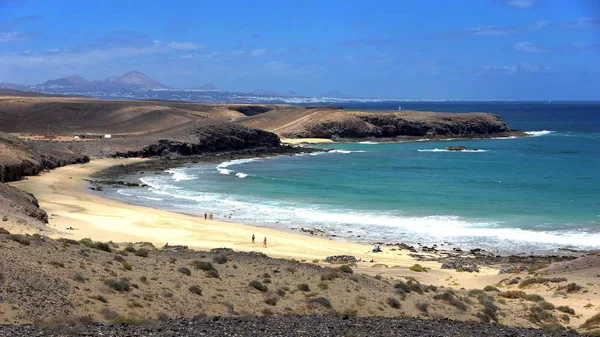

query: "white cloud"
left=503, top=0, right=535, bottom=9
left=167, top=41, right=206, bottom=50
left=251, top=48, right=267, bottom=56
left=513, top=42, right=547, bottom=53
left=0, top=31, right=31, bottom=42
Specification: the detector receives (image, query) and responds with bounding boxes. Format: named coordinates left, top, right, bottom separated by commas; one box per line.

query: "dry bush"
left=499, top=290, right=526, bottom=299
left=188, top=285, right=202, bottom=295
left=249, top=280, right=268, bottom=292
left=72, top=272, right=86, bottom=283
left=309, top=297, right=332, bottom=309
left=556, top=305, right=575, bottom=315
left=433, top=290, right=468, bottom=311
left=297, top=283, right=310, bottom=292
left=205, top=269, right=220, bottom=279
left=113, top=255, right=126, bottom=263
left=416, top=301, right=429, bottom=313
left=134, top=248, right=149, bottom=257
left=7, top=234, right=30, bottom=246
left=483, top=285, right=500, bottom=292
left=178, top=267, right=191, bottom=276
left=89, top=294, right=108, bottom=303
left=122, top=262, right=132, bottom=270
left=581, top=313, right=600, bottom=329
left=338, top=265, right=353, bottom=274
left=409, top=264, right=428, bottom=272
left=104, top=278, right=130, bottom=292
left=213, top=254, right=228, bottom=264
left=192, top=260, right=213, bottom=271
left=264, top=294, right=278, bottom=306
left=49, top=261, right=65, bottom=268
left=386, top=297, right=401, bottom=309
left=519, top=277, right=567, bottom=288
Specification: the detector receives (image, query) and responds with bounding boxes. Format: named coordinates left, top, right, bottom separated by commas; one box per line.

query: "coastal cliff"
left=240, top=109, right=522, bottom=140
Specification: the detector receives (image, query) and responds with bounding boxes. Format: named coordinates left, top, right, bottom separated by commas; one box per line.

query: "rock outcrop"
left=288, top=112, right=516, bottom=139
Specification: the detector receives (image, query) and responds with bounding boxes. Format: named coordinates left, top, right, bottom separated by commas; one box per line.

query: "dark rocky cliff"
left=282, top=112, right=518, bottom=139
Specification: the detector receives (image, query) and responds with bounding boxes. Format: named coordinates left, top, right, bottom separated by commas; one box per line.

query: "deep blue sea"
left=107, top=102, right=600, bottom=254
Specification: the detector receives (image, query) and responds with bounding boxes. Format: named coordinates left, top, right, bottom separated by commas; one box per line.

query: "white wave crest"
left=116, top=190, right=133, bottom=197
left=525, top=130, right=555, bottom=137
left=218, top=168, right=233, bottom=175
left=139, top=177, right=181, bottom=190
left=165, top=168, right=196, bottom=182
left=417, top=148, right=488, bottom=153
left=358, top=141, right=379, bottom=144
left=236, top=173, right=248, bottom=178
left=328, top=150, right=367, bottom=154
left=217, top=158, right=259, bottom=169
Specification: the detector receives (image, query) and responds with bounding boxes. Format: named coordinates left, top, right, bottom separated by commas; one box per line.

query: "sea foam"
left=525, top=130, right=555, bottom=137
left=417, top=148, right=488, bottom=153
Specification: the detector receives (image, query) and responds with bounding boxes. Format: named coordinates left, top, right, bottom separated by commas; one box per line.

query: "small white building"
left=104, top=134, right=112, bottom=139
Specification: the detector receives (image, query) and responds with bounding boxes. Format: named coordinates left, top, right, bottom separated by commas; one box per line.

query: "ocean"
left=105, top=102, right=600, bottom=254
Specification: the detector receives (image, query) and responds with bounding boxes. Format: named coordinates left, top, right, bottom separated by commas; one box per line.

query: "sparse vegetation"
left=188, top=285, right=202, bottom=295
left=122, top=262, right=132, bottom=270
left=89, top=294, right=108, bottom=303
left=213, top=254, right=228, bottom=264
left=433, top=290, right=468, bottom=311
left=249, top=280, right=268, bottom=292
left=581, top=313, right=600, bottom=329
left=409, top=264, right=428, bottom=272
left=338, top=265, right=353, bottom=274
left=499, top=290, right=526, bottom=299
left=416, top=301, right=429, bottom=313
left=556, top=305, right=575, bottom=315
left=205, top=269, right=220, bottom=279
left=178, top=267, right=191, bottom=276
left=192, top=260, right=213, bottom=271
left=309, top=297, right=332, bottom=309
left=297, top=283, right=310, bottom=292
left=321, top=269, right=340, bottom=281
left=48, top=261, right=65, bottom=268
left=104, top=278, right=130, bottom=292
left=7, top=234, right=30, bottom=246
left=386, top=297, right=401, bottom=309
left=72, top=272, right=86, bottom=283
left=559, top=282, right=582, bottom=293
left=483, top=285, right=500, bottom=292
left=519, top=277, right=567, bottom=288
left=134, top=248, right=149, bottom=257
left=264, top=294, right=278, bottom=306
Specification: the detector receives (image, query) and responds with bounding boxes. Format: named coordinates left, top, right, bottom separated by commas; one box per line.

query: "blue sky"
left=1, top=0, right=599, bottom=100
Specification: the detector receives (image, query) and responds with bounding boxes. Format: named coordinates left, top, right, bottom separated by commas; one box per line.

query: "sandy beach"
left=10, top=158, right=442, bottom=272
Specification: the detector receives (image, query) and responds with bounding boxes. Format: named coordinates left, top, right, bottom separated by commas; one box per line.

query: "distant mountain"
left=42, top=75, right=91, bottom=87
left=319, top=90, right=357, bottom=99
left=0, top=82, right=28, bottom=90
left=193, top=84, right=219, bottom=90
left=251, top=89, right=281, bottom=96
left=103, top=71, right=169, bottom=89
left=284, top=91, right=300, bottom=97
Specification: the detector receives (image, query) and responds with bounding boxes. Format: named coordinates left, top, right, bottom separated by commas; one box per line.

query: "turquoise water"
left=109, top=102, right=600, bottom=253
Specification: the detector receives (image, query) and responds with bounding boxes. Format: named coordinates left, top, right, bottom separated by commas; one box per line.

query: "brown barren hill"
left=239, top=108, right=524, bottom=140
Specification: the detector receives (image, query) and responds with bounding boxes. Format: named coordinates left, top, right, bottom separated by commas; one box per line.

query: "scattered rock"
left=441, top=259, right=480, bottom=273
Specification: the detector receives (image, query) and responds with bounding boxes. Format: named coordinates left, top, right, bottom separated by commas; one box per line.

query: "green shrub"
left=409, top=264, right=428, bottom=272
left=177, top=267, right=191, bottom=276
left=525, top=294, right=545, bottom=302
left=556, top=305, right=575, bottom=315
left=188, top=285, right=202, bottom=295
left=57, top=238, right=80, bottom=246
left=124, top=246, right=136, bottom=253
left=90, top=241, right=111, bottom=252
left=519, top=277, right=567, bottom=288
left=483, top=285, right=500, bottom=292
left=433, top=290, right=467, bottom=311
left=122, top=262, right=132, bottom=270
left=249, top=280, right=268, bottom=292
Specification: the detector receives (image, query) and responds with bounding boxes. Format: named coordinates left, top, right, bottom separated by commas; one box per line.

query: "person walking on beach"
left=252, top=234, right=255, bottom=244
left=263, top=237, right=267, bottom=248
left=209, top=212, right=213, bottom=220
left=204, top=212, right=207, bottom=220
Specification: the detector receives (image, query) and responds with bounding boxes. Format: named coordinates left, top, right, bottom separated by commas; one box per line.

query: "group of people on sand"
left=252, top=234, right=268, bottom=248
left=203, top=212, right=213, bottom=220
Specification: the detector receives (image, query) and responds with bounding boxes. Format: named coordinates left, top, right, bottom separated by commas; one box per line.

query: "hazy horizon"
left=1, top=0, right=599, bottom=100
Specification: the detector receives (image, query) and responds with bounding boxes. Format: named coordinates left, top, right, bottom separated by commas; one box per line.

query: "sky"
left=1, top=0, right=599, bottom=100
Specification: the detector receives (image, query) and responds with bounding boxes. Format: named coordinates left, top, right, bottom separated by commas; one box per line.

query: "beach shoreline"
left=10, top=158, right=430, bottom=268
